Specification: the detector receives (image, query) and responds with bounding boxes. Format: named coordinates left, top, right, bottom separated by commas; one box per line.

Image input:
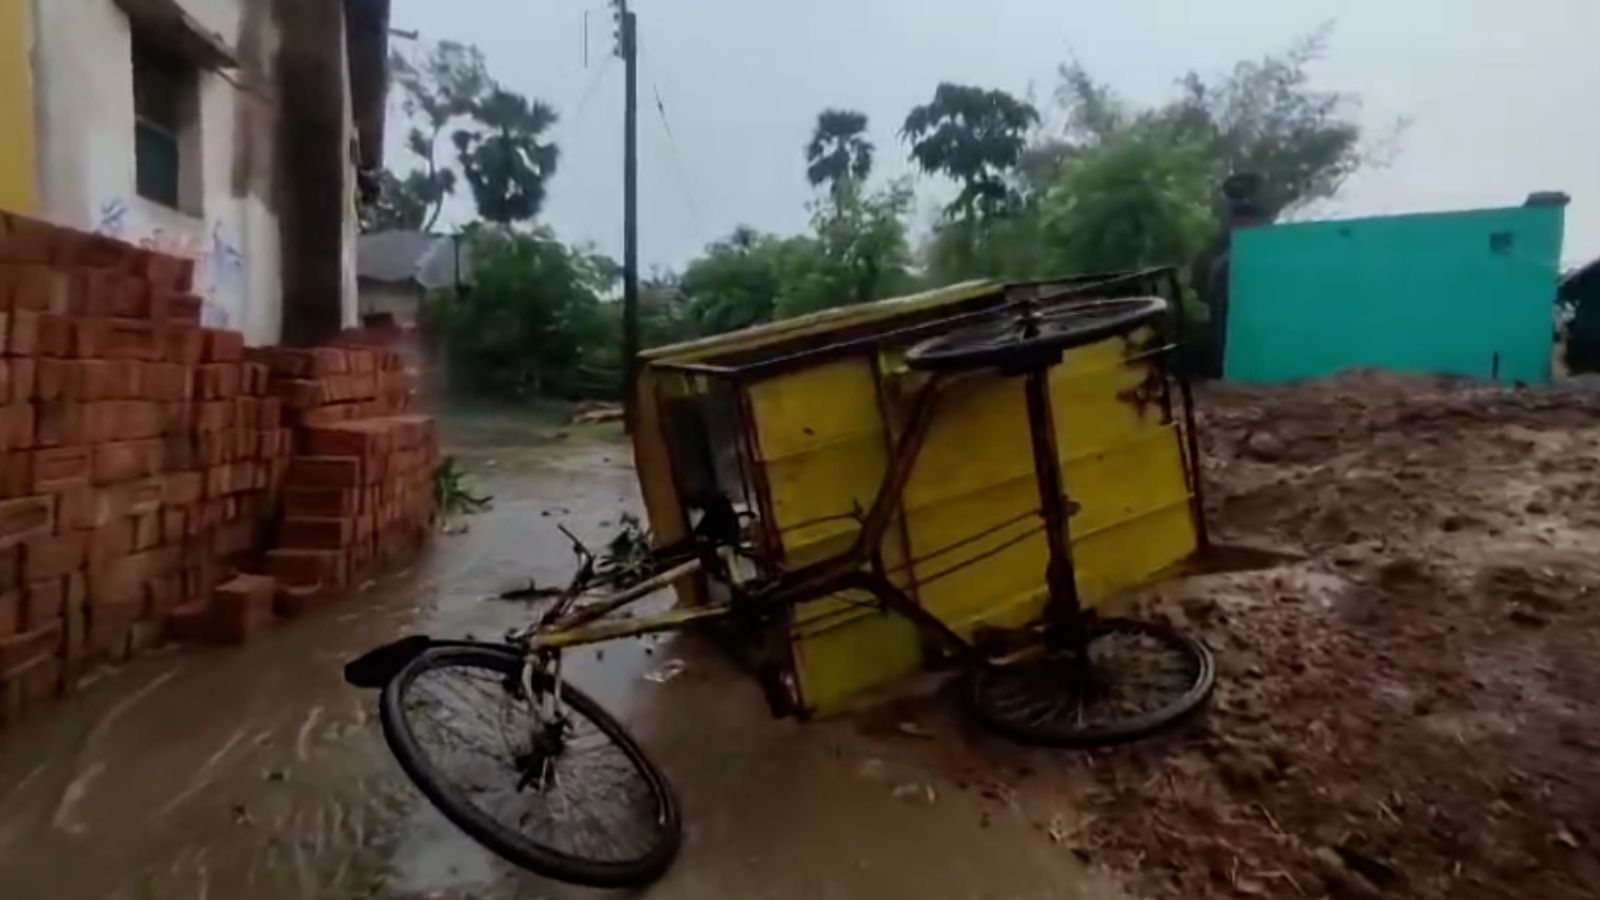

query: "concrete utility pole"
left=614, top=0, right=640, bottom=430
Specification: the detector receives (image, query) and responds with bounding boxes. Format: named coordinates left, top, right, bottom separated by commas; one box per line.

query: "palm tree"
left=454, top=89, right=560, bottom=226
left=805, top=109, right=874, bottom=200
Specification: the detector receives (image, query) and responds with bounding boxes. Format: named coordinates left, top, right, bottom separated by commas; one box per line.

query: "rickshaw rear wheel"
left=967, top=618, right=1215, bottom=746
left=379, top=643, right=681, bottom=887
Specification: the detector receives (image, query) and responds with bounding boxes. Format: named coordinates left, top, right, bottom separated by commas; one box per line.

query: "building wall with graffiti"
left=23, top=0, right=362, bottom=346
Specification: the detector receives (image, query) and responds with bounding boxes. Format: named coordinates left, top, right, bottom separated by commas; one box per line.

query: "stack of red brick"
left=0, top=213, right=296, bottom=724
left=246, top=345, right=433, bottom=617
left=0, top=215, right=438, bottom=730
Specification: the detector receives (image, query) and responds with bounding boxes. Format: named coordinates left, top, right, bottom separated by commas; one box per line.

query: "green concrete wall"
left=1224, top=205, right=1565, bottom=384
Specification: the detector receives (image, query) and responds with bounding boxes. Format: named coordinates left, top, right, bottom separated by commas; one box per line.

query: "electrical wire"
left=637, top=38, right=709, bottom=245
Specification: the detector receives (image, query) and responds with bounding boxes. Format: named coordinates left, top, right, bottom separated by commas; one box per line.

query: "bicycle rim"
left=379, top=644, right=681, bottom=887
left=968, top=618, right=1215, bottom=747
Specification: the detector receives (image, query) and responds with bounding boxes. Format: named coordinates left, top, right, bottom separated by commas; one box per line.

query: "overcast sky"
left=387, top=0, right=1600, bottom=271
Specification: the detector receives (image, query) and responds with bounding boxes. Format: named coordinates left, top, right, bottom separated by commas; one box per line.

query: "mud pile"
left=893, top=373, right=1600, bottom=899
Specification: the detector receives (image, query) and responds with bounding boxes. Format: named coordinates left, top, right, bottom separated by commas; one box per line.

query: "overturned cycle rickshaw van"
left=631, top=267, right=1210, bottom=717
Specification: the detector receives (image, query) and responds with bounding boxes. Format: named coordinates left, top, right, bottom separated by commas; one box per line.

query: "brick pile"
left=0, top=214, right=438, bottom=731
left=253, top=342, right=435, bottom=615
left=0, top=213, right=295, bottom=724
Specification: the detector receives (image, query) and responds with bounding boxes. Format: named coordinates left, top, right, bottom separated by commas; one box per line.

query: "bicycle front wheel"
left=379, top=643, right=681, bottom=888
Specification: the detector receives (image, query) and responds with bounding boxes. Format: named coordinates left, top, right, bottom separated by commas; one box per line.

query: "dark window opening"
left=132, top=33, right=200, bottom=214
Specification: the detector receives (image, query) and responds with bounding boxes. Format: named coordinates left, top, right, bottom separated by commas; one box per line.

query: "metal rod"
left=620, top=7, right=640, bottom=430
left=1022, top=369, right=1085, bottom=650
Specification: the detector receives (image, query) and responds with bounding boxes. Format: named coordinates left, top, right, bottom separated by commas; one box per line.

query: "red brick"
left=161, top=507, right=185, bottom=543
left=144, top=254, right=195, bottom=293
left=132, top=512, right=161, bottom=552
left=165, top=326, right=204, bottom=365
left=145, top=572, right=183, bottom=618
left=1, top=654, right=62, bottom=721
left=283, top=487, right=360, bottom=518
left=105, top=319, right=162, bottom=361
left=166, top=600, right=210, bottom=642
left=86, top=518, right=135, bottom=572
left=32, top=446, right=89, bottom=492
left=86, top=600, right=139, bottom=662
left=161, top=401, right=193, bottom=435
left=150, top=290, right=203, bottom=324
left=23, top=532, right=86, bottom=582
left=0, top=621, right=61, bottom=672
left=197, top=363, right=240, bottom=399
left=92, top=440, right=160, bottom=484
left=21, top=577, right=64, bottom=629
left=8, top=358, right=31, bottom=404
left=32, top=400, right=83, bottom=447
left=11, top=265, right=53, bottom=312
left=277, top=517, right=351, bottom=550
left=0, top=215, right=56, bottom=264
left=202, top=329, right=243, bottom=363
left=257, top=396, right=282, bottom=429
left=0, top=497, right=53, bottom=551
left=91, top=477, right=163, bottom=526
left=36, top=314, right=70, bottom=357
left=69, top=269, right=118, bottom=317
left=109, top=276, right=149, bottom=319
left=308, top=347, right=348, bottom=376
left=55, top=484, right=93, bottom=531
left=34, top=358, right=70, bottom=400
left=110, top=401, right=163, bottom=441
left=7, top=310, right=38, bottom=355
left=164, top=471, right=203, bottom=506
left=287, top=456, right=362, bottom=487
left=304, top=420, right=394, bottom=458
left=195, top=399, right=233, bottom=432
left=0, top=404, right=34, bottom=450
left=265, top=547, right=347, bottom=589
left=0, top=591, right=17, bottom=640
left=207, top=574, right=275, bottom=644
left=71, top=318, right=109, bottom=359
left=275, top=378, right=324, bottom=410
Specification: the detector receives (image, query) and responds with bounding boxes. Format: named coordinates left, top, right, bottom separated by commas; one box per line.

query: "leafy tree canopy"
left=805, top=109, right=874, bottom=199
left=903, top=83, right=1040, bottom=219
left=454, top=89, right=561, bottom=226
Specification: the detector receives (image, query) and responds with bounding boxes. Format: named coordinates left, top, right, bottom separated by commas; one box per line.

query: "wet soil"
left=0, top=411, right=1120, bottom=900
left=868, top=373, right=1600, bottom=899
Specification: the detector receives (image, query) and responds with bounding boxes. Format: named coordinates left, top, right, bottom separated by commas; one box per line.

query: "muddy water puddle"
left=1, top=424, right=1113, bottom=900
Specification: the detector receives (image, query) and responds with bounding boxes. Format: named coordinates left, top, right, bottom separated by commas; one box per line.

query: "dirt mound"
left=874, top=374, right=1600, bottom=900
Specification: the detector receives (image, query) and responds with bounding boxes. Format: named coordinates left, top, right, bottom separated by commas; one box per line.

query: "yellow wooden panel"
left=771, top=332, right=1197, bottom=715
left=0, top=0, right=38, bottom=214
left=748, top=358, right=885, bottom=461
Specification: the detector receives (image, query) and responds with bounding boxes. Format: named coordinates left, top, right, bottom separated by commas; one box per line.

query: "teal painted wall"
left=1225, top=205, right=1565, bottom=384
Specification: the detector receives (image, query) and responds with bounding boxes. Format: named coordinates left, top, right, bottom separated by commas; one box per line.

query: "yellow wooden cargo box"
left=632, top=270, right=1205, bottom=715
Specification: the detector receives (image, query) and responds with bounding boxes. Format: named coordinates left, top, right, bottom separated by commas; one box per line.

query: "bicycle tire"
left=967, top=618, right=1215, bottom=747
left=907, top=296, right=1168, bottom=373
left=379, top=643, right=682, bottom=888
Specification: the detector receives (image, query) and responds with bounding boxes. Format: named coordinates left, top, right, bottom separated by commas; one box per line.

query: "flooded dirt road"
left=0, top=411, right=1120, bottom=900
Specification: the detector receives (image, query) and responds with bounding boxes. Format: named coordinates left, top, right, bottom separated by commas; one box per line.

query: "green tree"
left=1038, top=125, right=1215, bottom=274
left=453, top=89, right=561, bottom=226
left=386, top=41, right=491, bottom=231
left=902, top=84, right=1040, bottom=220
left=427, top=227, right=615, bottom=398
left=678, top=228, right=798, bottom=335
left=361, top=170, right=437, bottom=232
left=1055, top=26, right=1387, bottom=218
left=805, top=109, right=874, bottom=201
left=776, top=180, right=915, bottom=317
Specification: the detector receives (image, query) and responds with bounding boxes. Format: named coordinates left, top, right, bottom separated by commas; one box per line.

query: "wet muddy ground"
left=0, top=409, right=1120, bottom=900
left=878, top=374, right=1600, bottom=899
left=10, top=377, right=1600, bottom=900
